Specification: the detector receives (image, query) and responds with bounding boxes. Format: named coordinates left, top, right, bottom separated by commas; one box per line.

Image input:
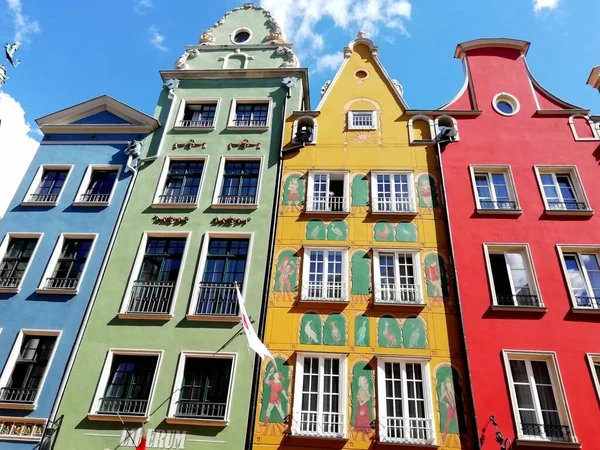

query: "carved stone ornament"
left=321, top=80, right=332, bottom=97
left=199, top=29, right=215, bottom=45
left=356, top=30, right=367, bottom=39
left=164, top=79, right=180, bottom=99
left=344, top=47, right=353, bottom=59
left=174, top=49, right=199, bottom=70
left=172, top=139, right=207, bottom=150
left=275, top=46, right=298, bottom=68
left=391, top=79, right=404, bottom=96
left=208, top=3, right=286, bottom=45
left=265, top=17, right=286, bottom=44
left=153, top=216, right=189, bottom=225
left=228, top=139, right=261, bottom=150
left=212, top=216, right=252, bottom=226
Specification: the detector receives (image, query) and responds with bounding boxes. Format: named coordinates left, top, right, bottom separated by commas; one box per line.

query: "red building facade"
left=430, top=39, right=600, bottom=448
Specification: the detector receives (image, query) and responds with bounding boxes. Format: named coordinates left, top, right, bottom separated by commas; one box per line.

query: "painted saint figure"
left=440, top=376, right=458, bottom=434
left=264, top=367, right=288, bottom=422
left=425, top=257, right=443, bottom=297
left=287, top=177, right=300, bottom=205
left=418, top=176, right=432, bottom=207
left=354, top=376, right=372, bottom=433
left=277, top=257, right=296, bottom=292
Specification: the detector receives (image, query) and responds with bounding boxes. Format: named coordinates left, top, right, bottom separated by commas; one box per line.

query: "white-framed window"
left=492, top=92, right=520, bottom=117
left=0, top=233, right=43, bottom=293
left=586, top=354, right=600, bottom=401
left=377, top=358, right=435, bottom=445
left=37, top=233, right=97, bottom=294
left=22, top=165, right=73, bottom=206
left=174, top=98, right=220, bottom=129
left=484, top=244, right=542, bottom=308
left=534, top=166, right=591, bottom=213
left=371, top=171, right=416, bottom=213
left=213, top=157, right=262, bottom=208
left=347, top=110, right=377, bottom=130
left=469, top=166, right=520, bottom=212
left=292, top=353, right=347, bottom=439
left=373, top=250, right=422, bottom=304
left=118, top=232, right=191, bottom=320
left=0, top=330, right=61, bottom=410
left=301, top=248, right=348, bottom=302
left=152, top=156, right=207, bottom=208
left=292, top=115, right=318, bottom=144
left=227, top=99, right=272, bottom=129
left=187, top=232, right=253, bottom=321
left=557, top=246, right=600, bottom=310
left=306, top=171, right=350, bottom=213
left=88, top=349, right=162, bottom=421
left=167, top=352, right=236, bottom=425
left=73, top=165, right=121, bottom=205
left=503, top=351, right=575, bottom=444
left=408, top=115, right=435, bottom=144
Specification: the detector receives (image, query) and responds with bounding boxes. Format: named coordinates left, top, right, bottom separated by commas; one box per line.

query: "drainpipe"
left=435, top=139, right=481, bottom=449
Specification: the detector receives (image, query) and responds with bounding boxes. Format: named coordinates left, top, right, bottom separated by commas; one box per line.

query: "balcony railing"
left=376, top=284, right=423, bottom=304
left=217, top=195, right=257, bottom=205
left=175, top=400, right=226, bottom=420
left=292, top=410, right=345, bottom=438
left=521, top=423, right=573, bottom=442
left=547, top=201, right=588, bottom=211
left=232, top=119, right=267, bottom=127
left=307, top=196, right=347, bottom=212
left=496, top=294, right=541, bottom=307
left=0, top=387, right=37, bottom=404
left=127, top=280, right=175, bottom=314
left=28, top=193, right=58, bottom=203
left=157, top=194, right=198, bottom=205
left=195, top=282, right=239, bottom=317
left=575, top=296, right=600, bottom=308
left=0, top=277, right=21, bottom=288
left=45, top=277, right=79, bottom=290
left=479, top=200, right=518, bottom=210
left=98, top=398, right=148, bottom=415
left=302, top=280, right=346, bottom=302
left=79, top=193, right=110, bottom=203
left=178, top=119, right=214, bottom=128
left=373, top=197, right=416, bottom=213
left=379, top=416, right=435, bottom=445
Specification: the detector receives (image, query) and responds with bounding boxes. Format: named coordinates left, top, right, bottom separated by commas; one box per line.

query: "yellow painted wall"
left=252, top=40, right=474, bottom=450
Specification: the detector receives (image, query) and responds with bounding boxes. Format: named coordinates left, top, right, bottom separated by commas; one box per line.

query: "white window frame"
left=187, top=232, right=254, bottom=321
left=227, top=98, right=272, bottom=130
left=568, top=114, right=600, bottom=141
left=503, top=350, right=576, bottom=444
left=0, top=329, right=62, bottom=411
left=166, top=351, right=237, bottom=426
left=534, top=166, right=591, bottom=214
left=173, top=98, right=221, bottom=130
left=72, top=164, right=121, bottom=206
left=292, top=115, right=318, bottom=144
left=306, top=171, right=350, bottom=213
left=373, top=250, right=423, bottom=305
left=557, top=245, right=600, bottom=311
left=301, top=247, right=349, bottom=302
left=434, top=115, right=460, bottom=141
left=376, top=357, right=436, bottom=445
left=469, top=165, right=521, bottom=213
left=88, top=349, right=163, bottom=422
left=211, top=155, right=263, bottom=209
left=408, top=115, right=435, bottom=144
left=152, top=156, right=208, bottom=209
left=586, top=353, right=600, bottom=402
left=291, top=353, right=347, bottom=439
left=492, top=92, right=520, bottom=117
left=118, top=231, right=191, bottom=320
left=21, top=165, right=74, bottom=206
left=36, top=233, right=98, bottom=295
left=483, top=243, right=543, bottom=309
left=0, top=232, right=43, bottom=293
left=347, top=110, right=377, bottom=131
left=370, top=171, right=417, bottom=213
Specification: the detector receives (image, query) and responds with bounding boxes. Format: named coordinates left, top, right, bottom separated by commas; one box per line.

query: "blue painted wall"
left=0, top=137, right=134, bottom=448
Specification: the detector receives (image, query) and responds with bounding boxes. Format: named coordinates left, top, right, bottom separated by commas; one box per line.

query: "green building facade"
left=53, top=4, right=307, bottom=449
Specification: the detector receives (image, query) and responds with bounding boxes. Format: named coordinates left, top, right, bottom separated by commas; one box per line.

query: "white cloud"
left=0, top=93, right=39, bottom=218
left=6, top=0, right=41, bottom=42
left=134, top=0, right=152, bottom=14
left=315, top=52, right=343, bottom=73
left=533, top=0, right=559, bottom=12
left=149, top=25, right=167, bottom=51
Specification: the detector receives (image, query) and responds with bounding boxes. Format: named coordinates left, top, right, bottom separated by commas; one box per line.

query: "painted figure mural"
left=327, top=220, right=348, bottom=240
left=395, top=222, right=417, bottom=242
left=355, top=315, right=370, bottom=347
left=306, top=219, right=326, bottom=240
left=374, top=221, right=394, bottom=242
left=260, top=358, right=290, bottom=423
left=351, top=174, right=369, bottom=206
left=417, top=173, right=439, bottom=208
left=324, top=313, right=347, bottom=345
left=436, top=365, right=465, bottom=436
left=282, top=173, right=304, bottom=206
left=274, top=250, right=298, bottom=292
left=351, top=251, right=370, bottom=295
left=299, top=312, right=322, bottom=344
left=351, top=362, right=374, bottom=434
left=403, top=317, right=427, bottom=349
left=377, top=316, right=402, bottom=348
left=424, top=252, right=449, bottom=298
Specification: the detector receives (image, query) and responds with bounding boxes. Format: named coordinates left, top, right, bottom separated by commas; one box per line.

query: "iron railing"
left=0, top=387, right=37, bottom=403
left=496, top=294, right=541, bottom=307
left=178, top=119, right=214, bottom=128
left=0, top=277, right=21, bottom=288
left=157, top=194, right=198, bottom=205
left=232, top=119, right=267, bottom=127
left=195, top=282, right=239, bottom=317
left=307, top=196, right=347, bottom=212
left=127, top=281, right=175, bottom=314
left=292, top=411, right=345, bottom=438
left=575, top=296, right=600, bottom=308
left=217, top=195, right=257, bottom=205
left=98, top=398, right=148, bottom=415
left=79, top=193, right=110, bottom=203
left=379, top=416, right=435, bottom=445
left=28, top=194, right=58, bottom=203
left=175, top=401, right=226, bottom=419
left=479, top=200, right=518, bottom=210
left=521, top=423, right=573, bottom=442
left=45, top=277, right=79, bottom=290
left=302, top=281, right=346, bottom=301
left=373, top=197, right=416, bottom=213
left=376, top=284, right=423, bottom=304
left=547, top=201, right=588, bottom=211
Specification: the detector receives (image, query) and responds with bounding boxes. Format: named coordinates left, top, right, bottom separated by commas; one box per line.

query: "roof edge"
left=587, top=66, right=600, bottom=89
left=455, top=38, right=530, bottom=59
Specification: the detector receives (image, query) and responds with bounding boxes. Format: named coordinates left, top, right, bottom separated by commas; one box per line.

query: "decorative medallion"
left=228, top=139, right=261, bottom=150
left=212, top=217, right=251, bottom=226
left=152, top=216, right=189, bottom=225
left=172, top=139, right=206, bottom=150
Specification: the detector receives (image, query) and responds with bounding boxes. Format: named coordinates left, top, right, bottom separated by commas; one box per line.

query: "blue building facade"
left=0, top=95, right=158, bottom=448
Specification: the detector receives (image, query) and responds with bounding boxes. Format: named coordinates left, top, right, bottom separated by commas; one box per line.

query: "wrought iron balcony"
left=231, top=119, right=267, bottom=127
left=496, top=294, right=541, bottom=307
left=521, top=423, right=573, bottom=442
left=157, top=194, right=198, bottom=205
left=479, top=200, right=518, bottom=210
left=0, top=277, right=21, bottom=288
left=547, top=201, right=588, bottom=211
left=217, top=195, right=257, bottom=205
left=79, top=193, right=110, bottom=203
left=375, top=284, right=423, bottom=305
left=45, top=277, right=79, bottom=290
left=0, top=387, right=37, bottom=403
left=127, top=280, right=175, bottom=314
left=575, top=296, right=600, bottom=308
left=307, top=196, right=347, bottom=213
left=292, top=410, right=345, bottom=439
left=98, top=398, right=148, bottom=415
left=373, top=197, right=416, bottom=213
left=195, top=282, right=239, bottom=317
left=178, top=119, right=214, bottom=128
left=379, top=416, right=435, bottom=445
left=175, top=400, right=226, bottom=420
left=28, top=193, right=58, bottom=203
left=302, top=281, right=346, bottom=302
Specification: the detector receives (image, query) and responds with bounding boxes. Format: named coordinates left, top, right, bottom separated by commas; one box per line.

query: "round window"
left=492, top=93, right=520, bottom=117
left=355, top=70, right=368, bottom=79
left=234, top=31, right=251, bottom=43
left=496, top=101, right=514, bottom=114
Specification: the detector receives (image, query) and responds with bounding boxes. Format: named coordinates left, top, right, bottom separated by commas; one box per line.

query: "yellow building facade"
left=252, top=34, right=473, bottom=450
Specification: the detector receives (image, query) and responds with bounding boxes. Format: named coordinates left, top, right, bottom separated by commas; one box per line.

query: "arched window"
left=293, top=116, right=318, bottom=144
left=435, top=115, right=460, bottom=141
left=408, top=115, right=434, bottom=143
left=569, top=114, right=599, bottom=141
